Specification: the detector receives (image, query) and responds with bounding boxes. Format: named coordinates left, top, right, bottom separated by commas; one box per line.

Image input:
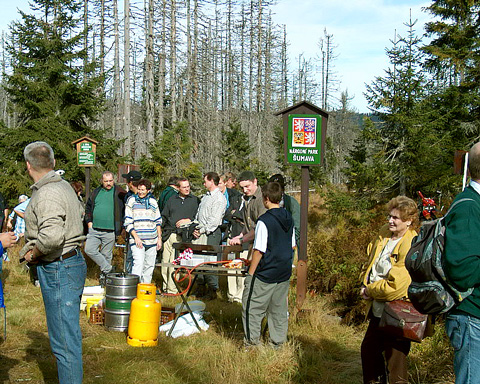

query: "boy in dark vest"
left=242, top=181, right=295, bottom=347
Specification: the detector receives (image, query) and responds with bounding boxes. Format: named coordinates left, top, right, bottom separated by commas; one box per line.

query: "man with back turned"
left=20, top=141, right=86, bottom=384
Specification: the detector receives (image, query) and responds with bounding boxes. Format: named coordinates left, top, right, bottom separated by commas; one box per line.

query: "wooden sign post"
left=72, top=136, right=98, bottom=201
left=275, top=101, right=328, bottom=311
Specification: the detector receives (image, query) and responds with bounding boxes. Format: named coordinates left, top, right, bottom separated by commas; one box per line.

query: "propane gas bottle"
left=127, top=283, right=161, bottom=347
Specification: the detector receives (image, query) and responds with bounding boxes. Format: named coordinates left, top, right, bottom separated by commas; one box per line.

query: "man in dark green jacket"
left=85, top=171, right=126, bottom=277
left=158, top=176, right=179, bottom=212
left=444, top=142, right=480, bottom=384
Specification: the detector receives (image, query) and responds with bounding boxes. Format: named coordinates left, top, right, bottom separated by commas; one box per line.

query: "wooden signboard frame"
left=72, top=136, right=98, bottom=201
left=275, top=101, right=328, bottom=311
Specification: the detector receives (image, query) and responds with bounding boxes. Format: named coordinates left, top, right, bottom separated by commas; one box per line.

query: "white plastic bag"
left=159, top=311, right=209, bottom=338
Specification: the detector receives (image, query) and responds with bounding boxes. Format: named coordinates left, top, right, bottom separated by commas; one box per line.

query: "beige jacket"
left=20, top=170, right=85, bottom=262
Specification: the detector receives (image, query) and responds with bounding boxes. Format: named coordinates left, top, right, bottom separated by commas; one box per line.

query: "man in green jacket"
left=158, top=176, right=179, bottom=212
left=444, top=141, right=480, bottom=384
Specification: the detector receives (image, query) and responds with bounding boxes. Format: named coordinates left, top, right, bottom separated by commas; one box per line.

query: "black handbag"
left=379, top=300, right=428, bottom=343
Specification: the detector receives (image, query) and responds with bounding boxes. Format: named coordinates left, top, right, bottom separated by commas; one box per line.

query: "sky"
left=0, top=0, right=433, bottom=113
left=271, top=0, right=432, bottom=112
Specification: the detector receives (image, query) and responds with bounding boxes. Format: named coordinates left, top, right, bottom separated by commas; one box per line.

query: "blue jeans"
left=37, top=251, right=87, bottom=384
left=446, top=313, right=480, bottom=384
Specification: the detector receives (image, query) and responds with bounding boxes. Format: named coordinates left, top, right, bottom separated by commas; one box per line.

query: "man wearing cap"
left=123, top=170, right=142, bottom=273
left=123, top=170, right=142, bottom=199
left=85, top=171, right=126, bottom=279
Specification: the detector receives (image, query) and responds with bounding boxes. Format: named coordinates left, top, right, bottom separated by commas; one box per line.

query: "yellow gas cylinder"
left=127, top=283, right=161, bottom=347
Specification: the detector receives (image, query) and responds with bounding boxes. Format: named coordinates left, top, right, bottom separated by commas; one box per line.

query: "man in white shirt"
left=193, top=172, right=227, bottom=299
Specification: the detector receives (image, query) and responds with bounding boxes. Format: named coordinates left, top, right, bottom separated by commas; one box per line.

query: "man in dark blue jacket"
left=242, top=181, right=295, bottom=347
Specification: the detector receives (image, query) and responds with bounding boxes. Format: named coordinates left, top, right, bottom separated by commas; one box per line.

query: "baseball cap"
left=122, top=170, right=142, bottom=182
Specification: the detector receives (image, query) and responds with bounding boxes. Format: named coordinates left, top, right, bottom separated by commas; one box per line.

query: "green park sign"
left=287, top=114, right=322, bottom=165
left=78, top=151, right=95, bottom=166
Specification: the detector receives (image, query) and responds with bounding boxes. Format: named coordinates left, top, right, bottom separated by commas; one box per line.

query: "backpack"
left=405, top=198, right=474, bottom=315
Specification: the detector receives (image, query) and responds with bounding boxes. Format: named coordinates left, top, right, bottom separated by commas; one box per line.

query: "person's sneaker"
left=99, top=272, right=107, bottom=287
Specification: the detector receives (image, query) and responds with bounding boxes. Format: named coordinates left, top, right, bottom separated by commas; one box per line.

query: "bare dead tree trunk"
left=113, top=0, right=122, bottom=143
left=255, top=0, right=263, bottom=112
left=156, top=0, right=167, bottom=136
left=281, top=24, right=288, bottom=107
left=170, top=0, right=177, bottom=123
left=191, top=0, right=199, bottom=146
left=99, top=0, right=105, bottom=87
left=124, top=0, right=132, bottom=156
left=248, top=0, right=254, bottom=113
left=239, top=4, right=246, bottom=109
left=145, top=0, right=155, bottom=149
left=263, top=10, right=272, bottom=112
left=185, top=0, right=192, bottom=124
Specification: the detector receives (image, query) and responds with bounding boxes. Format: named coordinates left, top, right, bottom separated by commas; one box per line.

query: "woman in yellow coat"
left=360, top=196, right=418, bottom=384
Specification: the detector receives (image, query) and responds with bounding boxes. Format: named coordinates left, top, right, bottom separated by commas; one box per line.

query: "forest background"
left=1, top=0, right=476, bottom=201
left=0, top=1, right=479, bottom=381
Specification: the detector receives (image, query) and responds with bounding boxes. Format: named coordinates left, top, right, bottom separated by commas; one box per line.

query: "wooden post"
left=296, top=165, right=309, bottom=310
left=85, top=166, right=91, bottom=202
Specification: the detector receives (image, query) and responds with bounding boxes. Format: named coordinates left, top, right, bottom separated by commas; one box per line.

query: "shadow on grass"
left=0, top=314, right=19, bottom=382
left=83, top=335, right=222, bottom=384
left=0, top=353, right=19, bottom=382
left=291, top=334, right=362, bottom=384
left=25, top=330, right=59, bottom=384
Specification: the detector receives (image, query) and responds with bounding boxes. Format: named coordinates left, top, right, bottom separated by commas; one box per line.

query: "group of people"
left=6, top=140, right=480, bottom=384
left=1, top=141, right=298, bottom=384
left=82, top=168, right=301, bottom=304
left=360, top=142, right=480, bottom=384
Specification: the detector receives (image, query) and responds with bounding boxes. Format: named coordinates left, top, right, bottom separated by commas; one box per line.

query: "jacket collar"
left=31, top=170, right=61, bottom=191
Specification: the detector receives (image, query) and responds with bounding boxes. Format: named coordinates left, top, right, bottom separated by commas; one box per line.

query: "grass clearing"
left=0, top=244, right=454, bottom=383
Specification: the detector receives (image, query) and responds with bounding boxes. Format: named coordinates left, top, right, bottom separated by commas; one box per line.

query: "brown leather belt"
left=53, top=248, right=79, bottom=262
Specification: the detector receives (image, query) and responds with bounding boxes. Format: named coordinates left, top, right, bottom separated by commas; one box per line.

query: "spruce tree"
left=361, top=17, right=432, bottom=197
left=421, top=0, right=480, bottom=154
left=221, top=121, right=252, bottom=174
left=140, top=121, right=203, bottom=192
left=1, top=0, right=119, bottom=198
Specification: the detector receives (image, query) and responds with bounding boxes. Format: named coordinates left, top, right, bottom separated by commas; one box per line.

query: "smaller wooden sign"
left=72, top=137, right=98, bottom=167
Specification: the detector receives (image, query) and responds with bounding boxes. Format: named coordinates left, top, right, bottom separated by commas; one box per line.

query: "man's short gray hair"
left=24, top=141, right=55, bottom=171
left=102, top=171, right=115, bottom=180
left=469, top=142, right=480, bottom=181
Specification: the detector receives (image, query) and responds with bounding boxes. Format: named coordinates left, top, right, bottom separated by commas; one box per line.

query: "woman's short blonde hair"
left=386, top=196, right=419, bottom=227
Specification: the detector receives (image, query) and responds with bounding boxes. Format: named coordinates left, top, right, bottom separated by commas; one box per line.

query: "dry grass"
left=0, top=242, right=454, bottom=384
